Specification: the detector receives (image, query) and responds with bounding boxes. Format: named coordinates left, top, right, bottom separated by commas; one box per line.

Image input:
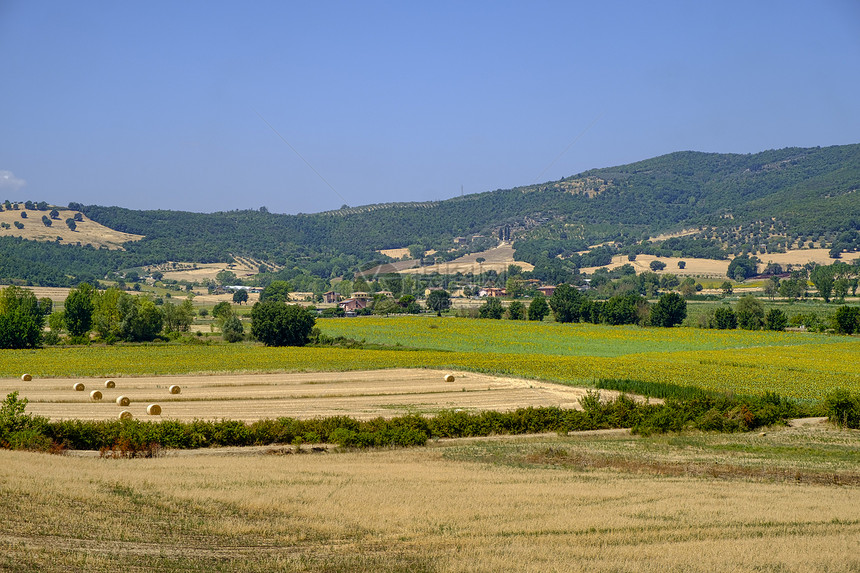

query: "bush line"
left=2, top=385, right=841, bottom=453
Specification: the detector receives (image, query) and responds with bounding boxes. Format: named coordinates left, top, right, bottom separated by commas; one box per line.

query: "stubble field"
left=1, top=369, right=592, bottom=422
left=1, top=423, right=859, bottom=572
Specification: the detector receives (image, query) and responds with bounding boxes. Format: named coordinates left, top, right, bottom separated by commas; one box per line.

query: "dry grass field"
left=0, top=207, right=142, bottom=249
left=580, top=248, right=841, bottom=278
left=1, top=422, right=858, bottom=572
left=1, top=369, right=597, bottom=422
left=401, top=243, right=534, bottom=275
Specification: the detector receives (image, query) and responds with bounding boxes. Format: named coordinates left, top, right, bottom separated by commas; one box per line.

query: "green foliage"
left=478, top=296, right=504, bottom=319
left=727, top=255, right=758, bottom=281
left=250, top=301, right=315, bottom=346
left=764, top=308, right=787, bottom=331
left=0, top=391, right=52, bottom=451
left=425, top=289, right=451, bottom=312
left=736, top=295, right=765, bottom=330
left=507, top=300, right=526, bottom=320
left=527, top=295, right=549, bottom=321
left=0, top=285, right=45, bottom=348
left=549, top=284, right=584, bottom=323
left=232, top=289, right=249, bottom=304
left=713, top=307, right=737, bottom=330
left=810, top=264, right=835, bottom=302
left=833, top=305, right=860, bottom=335
left=162, top=299, right=194, bottom=333
left=650, top=292, right=687, bottom=327
left=259, top=280, right=291, bottom=302
left=649, top=260, right=666, bottom=271
left=212, top=301, right=232, bottom=320
left=64, top=282, right=95, bottom=337
left=824, top=389, right=860, bottom=428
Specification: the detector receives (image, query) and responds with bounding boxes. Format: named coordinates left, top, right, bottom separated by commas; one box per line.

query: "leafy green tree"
left=779, top=275, right=806, bottom=299
left=478, top=296, right=504, bottom=319
left=505, top=276, right=525, bottom=298
left=426, top=290, right=451, bottom=312
left=250, top=301, right=315, bottom=346
left=764, top=308, right=787, bottom=331
left=407, top=244, right=425, bottom=260
left=713, top=307, right=737, bottom=330
left=763, top=276, right=780, bottom=300
left=41, top=215, right=52, bottom=227
left=601, top=292, right=646, bottom=326
left=833, top=305, right=860, bottom=335
left=735, top=295, right=765, bottom=330
left=549, top=284, right=584, bottom=323
left=650, top=292, right=687, bottom=327
left=810, top=265, right=835, bottom=302
left=649, top=260, right=666, bottom=272
left=117, top=296, right=163, bottom=342
left=49, top=209, right=59, bottom=219
left=212, top=301, right=232, bottom=320
left=162, top=298, right=194, bottom=333
left=260, top=280, right=291, bottom=302
left=720, top=281, right=733, bottom=296
left=64, top=283, right=96, bottom=337
left=0, top=286, right=45, bottom=349
left=215, top=269, right=238, bottom=286
left=221, top=314, right=245, bottom=342
left=65, top=218, right=76, bottom=231
left=507, top=300, right=526, bottom=320
left=727, top=255, right=758, bottom=281
left=232, top=289, right=249, bottom=304
left=527, top=295, right=550, bottom=321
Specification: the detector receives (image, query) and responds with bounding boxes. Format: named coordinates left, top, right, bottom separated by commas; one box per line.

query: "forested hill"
left=2, top=143, right=859, bottom=286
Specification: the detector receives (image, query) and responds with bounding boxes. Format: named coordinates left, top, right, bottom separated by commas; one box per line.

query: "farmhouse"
left=537, top=285, right=556, bottom=297
left=338, top=291, right=373, bottom=312
left=323, top=291, right=340, bottom=304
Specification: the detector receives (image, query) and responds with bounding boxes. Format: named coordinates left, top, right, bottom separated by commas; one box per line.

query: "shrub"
left=824, top=389, right=860, bottom=428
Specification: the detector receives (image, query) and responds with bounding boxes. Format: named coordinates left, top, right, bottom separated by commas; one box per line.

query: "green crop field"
left=2, top=317, right=858, bottom=402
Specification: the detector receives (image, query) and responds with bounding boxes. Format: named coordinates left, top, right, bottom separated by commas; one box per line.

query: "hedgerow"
left=0, top=385, right=817, bottom=454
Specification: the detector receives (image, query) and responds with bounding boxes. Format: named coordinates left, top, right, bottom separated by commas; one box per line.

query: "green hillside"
left=1, top=143, right=858, bottom=286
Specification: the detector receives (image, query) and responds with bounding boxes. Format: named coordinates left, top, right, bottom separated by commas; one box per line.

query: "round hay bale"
left=89, top=390, right=103, bottom=401
left=104, top=379, right=115, bottom=389
left=168, top=385, right=181, bottom=395
left=73, top=382, right=85, bottom=392
left=116, top=396, right=130, bottom=407
left=146, top=404, right=162, bottom=416
left=118, top=410, right=133, bottom=420
left=21, top=374, right=32, bottom=382
left=444, top=374, right=455, bottom=382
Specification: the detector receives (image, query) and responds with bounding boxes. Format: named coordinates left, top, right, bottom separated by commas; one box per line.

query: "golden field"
left=1, top=422, right=858, bottom=572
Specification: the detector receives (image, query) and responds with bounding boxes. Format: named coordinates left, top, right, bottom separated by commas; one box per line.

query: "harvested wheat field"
left=3, top=369, right=597, bottom=422
left=1, top=423, right=859, bottom=572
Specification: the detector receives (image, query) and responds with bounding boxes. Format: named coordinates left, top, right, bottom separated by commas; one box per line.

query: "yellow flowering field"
left=1, top=316, right=857, bottom=401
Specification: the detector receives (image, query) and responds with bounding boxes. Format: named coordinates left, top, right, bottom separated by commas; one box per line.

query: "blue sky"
left=2, top=1, right=859, bottom=215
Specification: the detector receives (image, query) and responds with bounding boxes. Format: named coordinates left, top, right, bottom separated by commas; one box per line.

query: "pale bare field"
left=0, top=207, right=142, bottom=249
left=21, top=286, right=72, bottom=303
left=580, top=248, right=841, bottom=278
left=159, top=259, right=260, bottom=282
left=401, top=243, right=534, bottom=275
left=3, top=369, right=596, bottom=422
left=1, top=423, right=858, bottom=572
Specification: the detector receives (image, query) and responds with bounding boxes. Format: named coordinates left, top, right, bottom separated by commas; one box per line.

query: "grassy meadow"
left=2, top=317, right=859, bottom=402
left=1, top=425, right=858, bottom=572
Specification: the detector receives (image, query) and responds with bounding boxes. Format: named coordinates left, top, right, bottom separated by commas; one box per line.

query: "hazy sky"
left=2, top=1, right=859, bottom=215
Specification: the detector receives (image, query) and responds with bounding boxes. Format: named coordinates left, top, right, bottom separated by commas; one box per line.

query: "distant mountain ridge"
left=1, top=143, right=858, bottom=286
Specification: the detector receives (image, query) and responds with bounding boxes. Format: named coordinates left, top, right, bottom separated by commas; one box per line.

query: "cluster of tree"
left=0, top=286, right=49, bottom=349
left=699, top=296, right=788, bottom=331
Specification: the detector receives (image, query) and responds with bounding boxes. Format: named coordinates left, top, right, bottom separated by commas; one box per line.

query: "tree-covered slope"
left=2, top=143, right=858, bottom=286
